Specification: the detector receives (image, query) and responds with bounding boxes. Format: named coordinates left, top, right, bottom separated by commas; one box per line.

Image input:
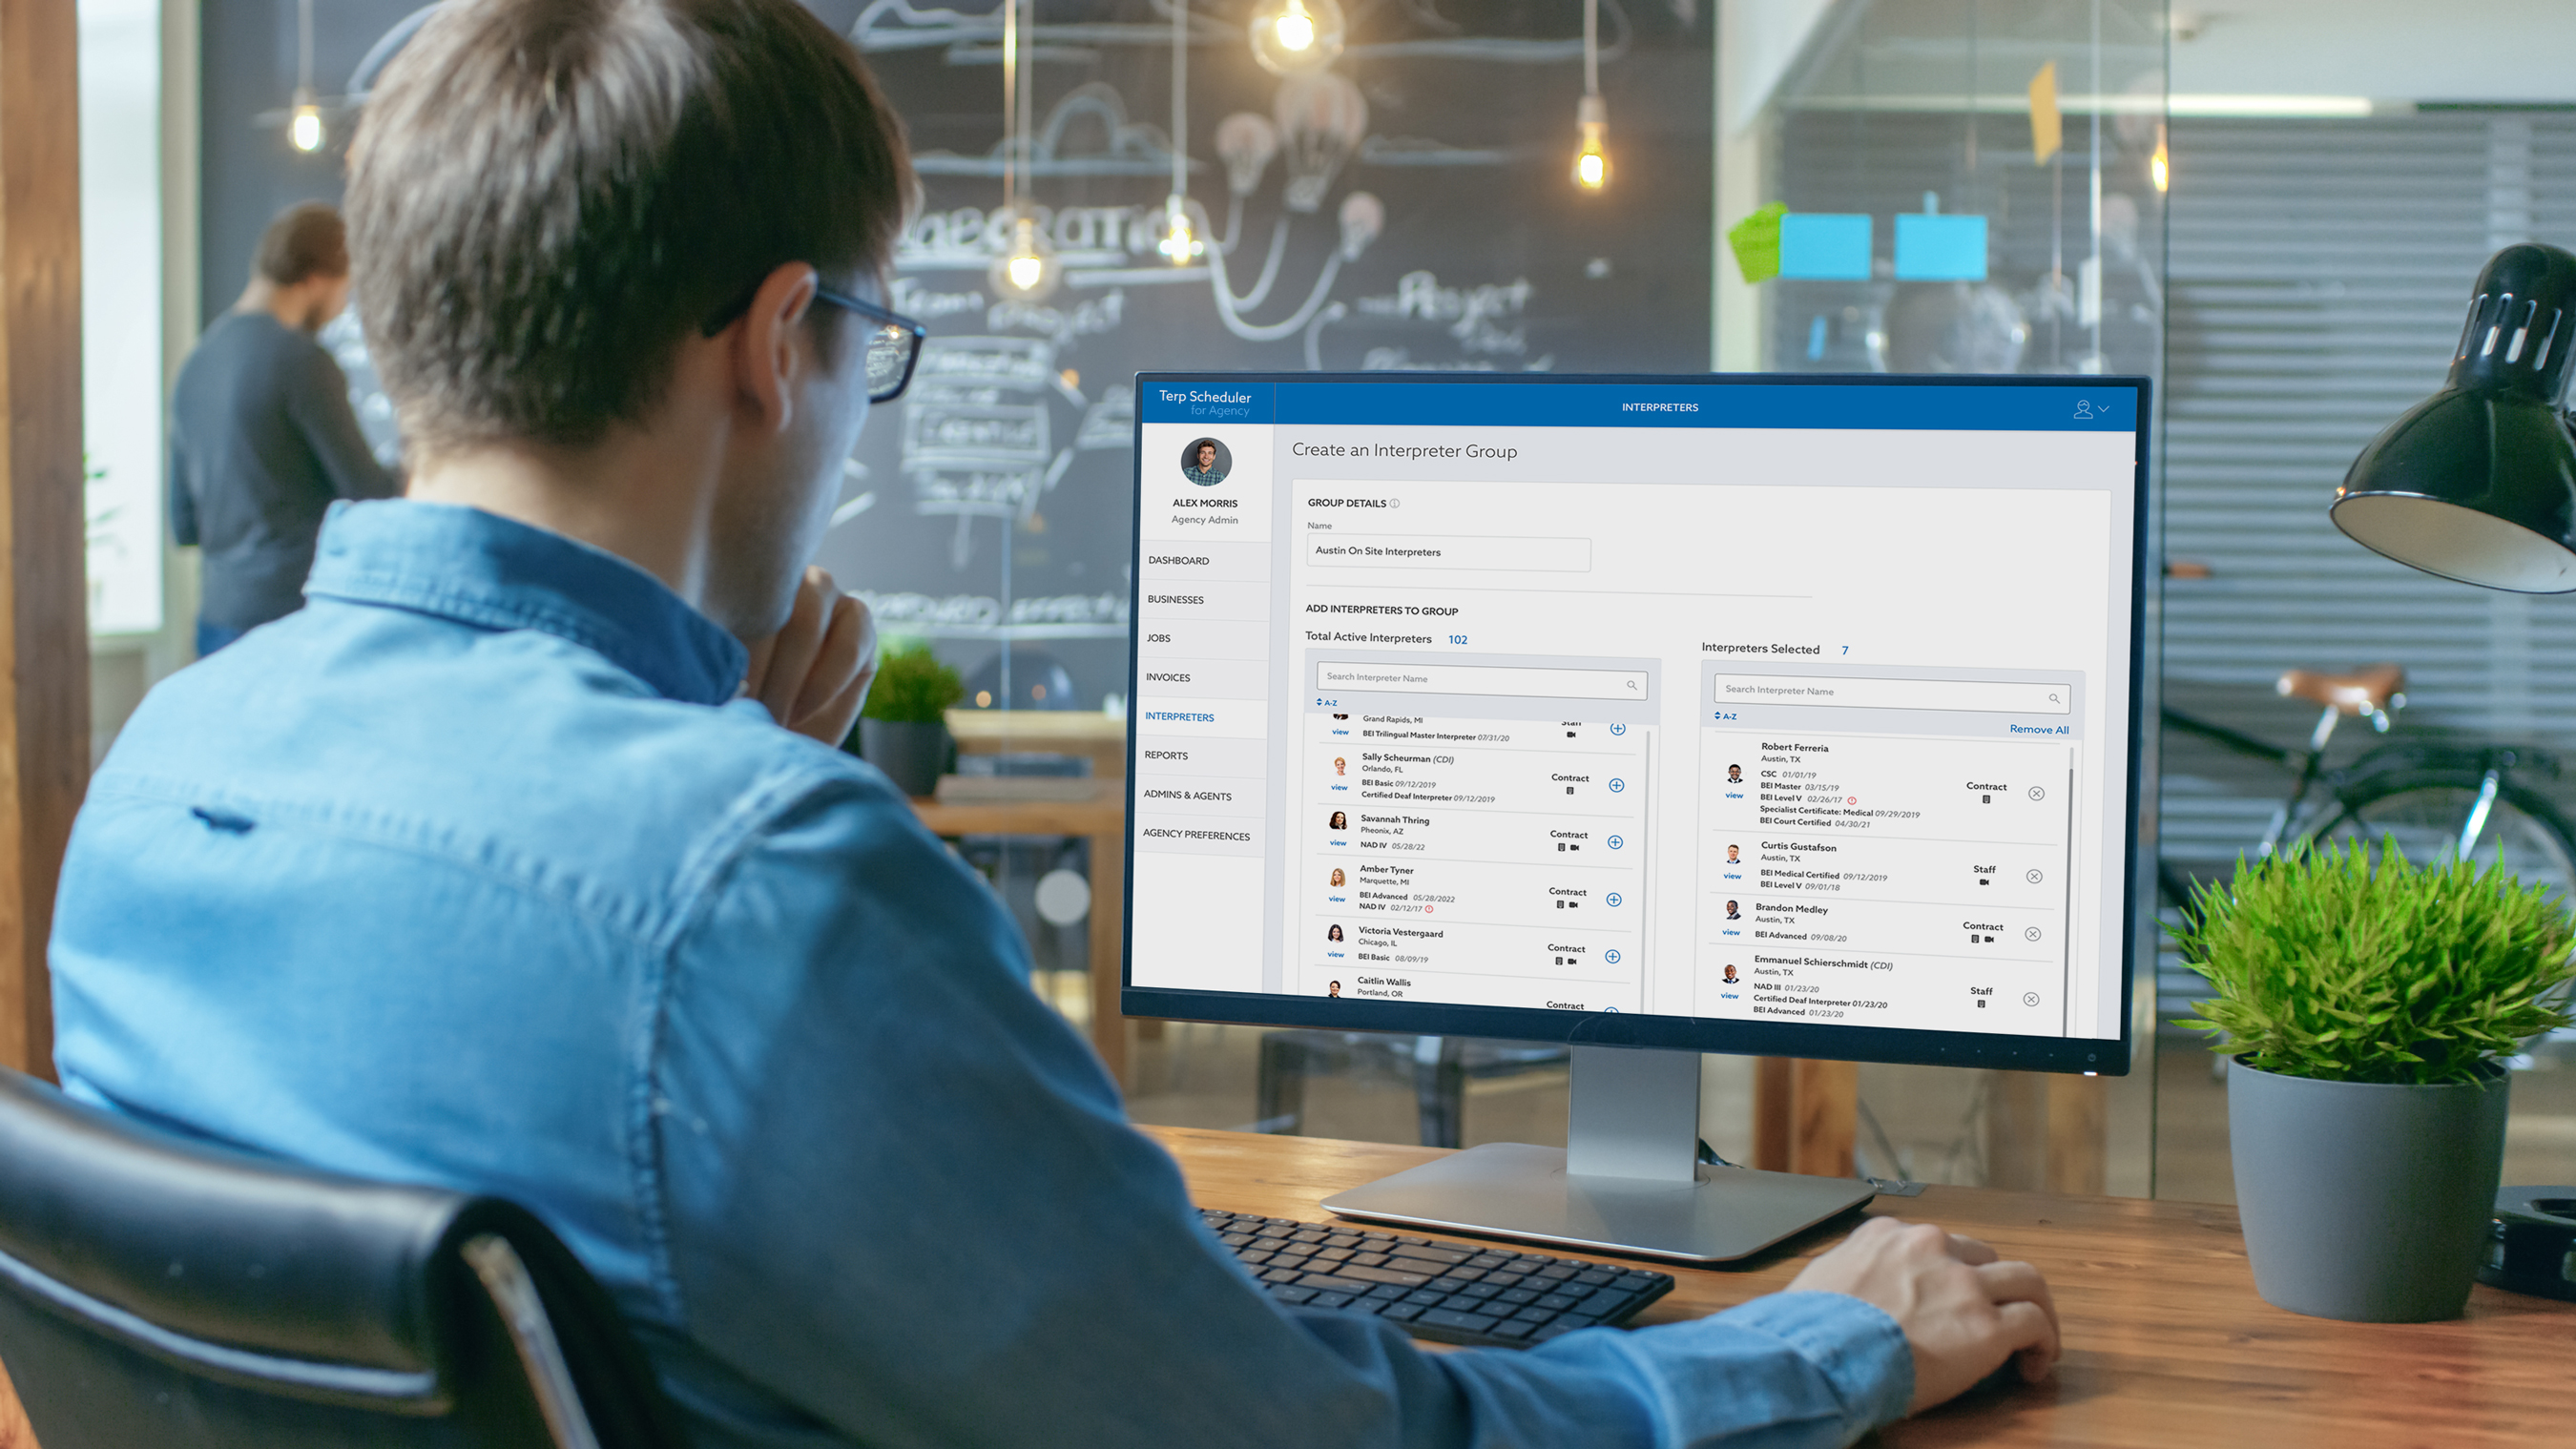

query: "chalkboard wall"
left=200, top=2, right=1714, bottom=708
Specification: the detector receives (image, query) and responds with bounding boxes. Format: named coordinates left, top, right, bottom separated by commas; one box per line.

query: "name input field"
left=1303, top=534, right=1591, bottom=570
left=1319, top=662, right=1650, bottom=700
left=1711, top=674, right=2070, bottom=714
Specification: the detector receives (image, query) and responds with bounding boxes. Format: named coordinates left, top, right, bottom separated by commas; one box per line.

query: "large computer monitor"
left=1122, top=372, right=2150, bottom=1259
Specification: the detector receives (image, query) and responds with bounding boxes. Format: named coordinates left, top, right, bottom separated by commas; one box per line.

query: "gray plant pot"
left=2228, top=1056, right=2510, bottom=1322
left=859, top=718, right=954, bottom=798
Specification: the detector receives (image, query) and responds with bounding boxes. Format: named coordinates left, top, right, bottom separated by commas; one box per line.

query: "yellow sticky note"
left=1726, top=202, right=1785, bottom=285
left=2029, top=61, right=2063, bottom=165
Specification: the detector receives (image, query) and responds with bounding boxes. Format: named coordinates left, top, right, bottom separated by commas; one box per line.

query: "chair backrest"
left=0, top=1068, right=689, bottom=1449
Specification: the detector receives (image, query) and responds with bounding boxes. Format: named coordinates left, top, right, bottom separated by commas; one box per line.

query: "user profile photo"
left=1329, top=867, right=1345, bottom=887
left=1727, top=763, right=1744, bottom=783
left=1723, top=963, right=1739, bottom=983
left=1328, top=980, right=1342, bottom=998
left=1725, top=899, right=1741, bottom=920
left=1326, top=923, right=1344, bottom=942
left=1725, top=843, right=1741, bottom=863
left=1328, top=810, right=1347, bottom=831
left=1181, top=437, right=1232, bottom=486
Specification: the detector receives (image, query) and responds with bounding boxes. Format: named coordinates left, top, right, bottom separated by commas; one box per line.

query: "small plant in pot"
left=2175, top=839, right=2574, bottom=1322
left=845, top=639, right=963, bottom=798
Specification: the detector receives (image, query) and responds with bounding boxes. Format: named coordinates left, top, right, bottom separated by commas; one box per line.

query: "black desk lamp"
left=2332, top=242, right=2576, bottom=590
left=2328, top=241, right=2576, bottom=1302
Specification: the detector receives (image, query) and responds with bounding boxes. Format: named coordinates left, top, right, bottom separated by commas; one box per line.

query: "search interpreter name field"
left=1318, top=661, right=1650, bottom=701
left=1710, top=674, right=2070, bottom=714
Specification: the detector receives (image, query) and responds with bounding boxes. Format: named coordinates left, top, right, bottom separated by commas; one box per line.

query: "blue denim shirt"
left=51, top=500, right=1910, bottom=1448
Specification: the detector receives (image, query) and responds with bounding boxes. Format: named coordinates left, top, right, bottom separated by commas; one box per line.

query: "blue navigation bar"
left=1134, top=375, right=2144, bottom=433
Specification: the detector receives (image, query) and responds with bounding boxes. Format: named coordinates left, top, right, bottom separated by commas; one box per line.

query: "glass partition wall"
left=1727, top=0, right=2170, bottom=1196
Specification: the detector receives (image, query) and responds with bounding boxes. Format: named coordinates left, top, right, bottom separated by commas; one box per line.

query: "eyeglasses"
left=812, top=284, right=927, bottom=404
left=702, top=281, right=927, bottom=404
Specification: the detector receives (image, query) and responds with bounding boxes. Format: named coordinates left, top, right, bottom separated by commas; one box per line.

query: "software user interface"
left=1129, top=379, right=2140, bottom=1045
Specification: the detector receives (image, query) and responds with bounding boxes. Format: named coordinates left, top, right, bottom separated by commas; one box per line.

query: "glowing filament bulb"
left=1572, top=96, right=1609, bottom=192
left=1157, top=202, right=1201, bottom=261
left=1008, top=251, right=1045, bottom=291
left=289, top=91, right=323, bottom=153
left=2150, top=140, right=2171, bottom=193
left=1275, top=2, right=1316, bottom=52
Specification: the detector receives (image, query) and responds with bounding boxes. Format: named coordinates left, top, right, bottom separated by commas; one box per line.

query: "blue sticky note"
left=1777, top=213, right=1873, bottom=280
left=1894, top=213, right=1988, bottom=280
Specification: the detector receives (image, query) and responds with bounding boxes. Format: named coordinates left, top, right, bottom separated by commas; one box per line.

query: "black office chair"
left=0, top=1067, right=690, bottom=1448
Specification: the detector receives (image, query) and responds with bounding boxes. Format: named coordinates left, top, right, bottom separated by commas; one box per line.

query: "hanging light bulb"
left=1249, top=0, right=1344, bottom=76
left=989, top=210, right=1061, bottom=300
left=2150, top=124, right=2171, bottom=193
left=289, top=87, right=324, bottom=153
left=1158, top=199, right=1202, bottom=262
left=1571, top=0, right=1607, bottom=191
left=1573, top=95, right=1609, bottom=191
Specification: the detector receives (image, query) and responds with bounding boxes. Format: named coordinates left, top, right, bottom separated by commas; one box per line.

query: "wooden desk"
left=907, top=788, right=1134, bottom=1085
left=1148, top=1125, right=2576, bottom=1446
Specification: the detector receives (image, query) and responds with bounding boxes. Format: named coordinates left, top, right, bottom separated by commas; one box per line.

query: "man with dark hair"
left=51, top=3, right=2057, bottom=1446
left=168, top=200, right=399, bottom=654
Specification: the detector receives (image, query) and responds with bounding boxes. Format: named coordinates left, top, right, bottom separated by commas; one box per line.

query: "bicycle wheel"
left=2306, top=770, right=2576, bottom=905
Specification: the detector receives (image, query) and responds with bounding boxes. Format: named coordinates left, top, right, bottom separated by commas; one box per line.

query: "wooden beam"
left=0, top=0, right=88, bottom=1081
left=1750, top=1058, right=1856, bottom=1177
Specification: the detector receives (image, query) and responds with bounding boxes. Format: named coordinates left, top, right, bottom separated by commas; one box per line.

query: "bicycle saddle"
left=2276, top=664, right=2406, bottom=714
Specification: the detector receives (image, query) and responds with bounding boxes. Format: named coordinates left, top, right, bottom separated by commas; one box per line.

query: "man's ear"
left=728, top=261, right=822, bottom=434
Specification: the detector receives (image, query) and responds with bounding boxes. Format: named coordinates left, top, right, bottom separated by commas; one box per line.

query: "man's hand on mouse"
left=744, top=566, right=878, bottom=747
left=1784, top=1215, right=2061, bottom=1413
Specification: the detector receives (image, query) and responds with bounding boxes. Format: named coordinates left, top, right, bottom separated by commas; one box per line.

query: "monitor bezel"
left=1119, top=370, right=2152, bottom=1078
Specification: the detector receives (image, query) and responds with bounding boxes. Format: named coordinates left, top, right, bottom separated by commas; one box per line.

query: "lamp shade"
left=2332, top=242, right=2576, bottom=592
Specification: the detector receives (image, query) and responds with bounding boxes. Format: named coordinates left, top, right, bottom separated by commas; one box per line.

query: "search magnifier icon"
left=2048, top=692, right=2061, bottom=704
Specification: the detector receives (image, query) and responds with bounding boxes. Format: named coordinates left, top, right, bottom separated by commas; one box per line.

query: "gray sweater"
left=169, top=311, right=400, bottom=629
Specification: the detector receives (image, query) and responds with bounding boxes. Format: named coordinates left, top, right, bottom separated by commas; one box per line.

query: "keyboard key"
left=1532, top=1264, right=1578, bottom=1281
left=1402, top=1290, right=1447, bottom=1306
left=1445, top=1268, right=1487, bottom=1283
left=1336, top=1264, right=1435, bottom=1288
left=1573, top=1270, right=1616, bottom=1286
left=1381, top=1303, right=1423, bottom=1322
left=1250, top=1237, right=1289, bottom=1252
left=1495, top=1289, right=1538, bottom=1305
left=1481, top=1272, right=1527, bottom=1290
left=1291, top=1231, right=1331, bottom=1244
left=1273, top=1286, right=1318, bottom=1304
left=1533, top=1322, right=1580, bottom=1342
left=1457, top=1283, right=1502, bottom=1300
left=1314, top=1247, right=1356, bottom=1263
left=1325, top=1234, right=1362, bottom=1249
left=1390, top=1244, right=1473, bottom=1267
left=1366, top=1284, right=1409, bottom=1300
left=1239, top=1251, right=1274, bottom=1266
left=1491, top=1320, right=1537, bottom=1340
left=1439, top=1293, right=1486, bottom=1311
left=1218, top=1232, right=1254, bottom=1247
left=1360, top=1231, right=1396, bottom=1243
left=1311, top=1292, right=1355, bottom=1309
left=1536, top=1293, right=1579, bottom=1310
left=1260, top=1268, right=1303, bottom=1284
left=1427, top=1276, right=1472, bottom=1294
left=1511, top=1306, right=1558, bottom=1324
left=1465, top=1255, right=1510, bottom=1270
left=1342, top=1298, right=1383, bottom=1315
left=1350, top=1252, right=1390, bottom=1268
left=1418, top=1309, right=1500, bottom=1335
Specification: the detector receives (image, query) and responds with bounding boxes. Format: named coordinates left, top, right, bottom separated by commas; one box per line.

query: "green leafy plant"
left=2174, top=839, right=2576, bottom=1085
left=858, top=638, right=965, bottom=726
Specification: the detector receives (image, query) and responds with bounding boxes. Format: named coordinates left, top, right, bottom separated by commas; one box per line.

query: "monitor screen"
left=1123, top=374, right=2148, bottom=1074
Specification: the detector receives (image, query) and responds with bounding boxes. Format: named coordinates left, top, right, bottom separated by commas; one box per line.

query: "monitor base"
left=1321, top=1142, right=1874, bottom=1263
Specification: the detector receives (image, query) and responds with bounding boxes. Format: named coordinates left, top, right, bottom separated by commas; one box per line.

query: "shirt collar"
left=303, top=499, right=749, bottom=707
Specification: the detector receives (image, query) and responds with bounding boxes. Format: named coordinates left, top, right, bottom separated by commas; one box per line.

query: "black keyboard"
left=1199, top=1208, right=1676, bottom=1349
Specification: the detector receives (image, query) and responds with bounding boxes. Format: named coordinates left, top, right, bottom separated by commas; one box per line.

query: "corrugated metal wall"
left=2157, top=113, right=2576, bottom=1016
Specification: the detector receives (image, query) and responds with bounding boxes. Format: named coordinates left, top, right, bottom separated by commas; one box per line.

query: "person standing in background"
left=169, top=202, right=400, bottom=656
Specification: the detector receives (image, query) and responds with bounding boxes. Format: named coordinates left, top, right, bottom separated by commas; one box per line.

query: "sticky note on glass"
left=1894, top=213, right=1987, bottom=280
left=1778, top=213, right=1873, bottom=280
left=1726, top=203, right=1785, bottom=283
left=2028, top=61, right=2063, bottom=164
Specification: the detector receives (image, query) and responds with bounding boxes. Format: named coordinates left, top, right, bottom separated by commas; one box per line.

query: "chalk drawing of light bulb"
left=1274, top=72, right=1367, bottom=214
left=1337, top=191, right=1383, bottom=260
left=1216, top=113, right=1279, bottom=198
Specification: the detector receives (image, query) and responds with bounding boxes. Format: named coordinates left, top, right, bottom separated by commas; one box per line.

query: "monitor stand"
left=1319, top=1045, right=1876, bottom=1263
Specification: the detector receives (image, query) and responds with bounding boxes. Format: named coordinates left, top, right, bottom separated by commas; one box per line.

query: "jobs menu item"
left=1304, top=708, right=1647, bottom=1012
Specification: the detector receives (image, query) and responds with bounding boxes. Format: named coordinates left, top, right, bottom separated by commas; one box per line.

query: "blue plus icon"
left=1608, top=835, right=1625, bottom=850
left=1610, top=723, right=1627, bottom=736
left=1608, top=777, right=1626, bottom=793
left=1605, top=949, right=1622, bottom=964
left=1607, top=892, right=1623, bottom=907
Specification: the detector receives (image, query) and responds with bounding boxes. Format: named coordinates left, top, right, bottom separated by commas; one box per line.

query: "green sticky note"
left=1727, top=202, right=1785, bottom=284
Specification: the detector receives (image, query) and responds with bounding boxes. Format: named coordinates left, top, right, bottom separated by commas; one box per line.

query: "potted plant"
left=846, top=639, right=963, bottom=798
left=2175, top=839, right=2575, bottom=1321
